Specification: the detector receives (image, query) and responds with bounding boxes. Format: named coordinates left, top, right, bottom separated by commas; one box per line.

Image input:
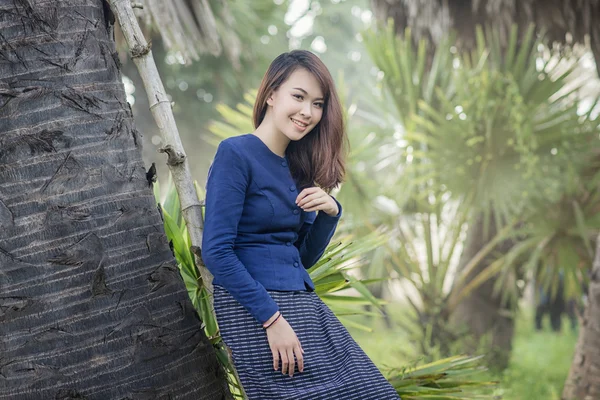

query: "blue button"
left=293, top=262, right=299, bottom=267
left=281, top=161, right=287, bottom=167
left=289, top=185, right=296, bottom=191
left=293, top=209, right=299, bottom=215
left=286, top=242, right=292, bottom=246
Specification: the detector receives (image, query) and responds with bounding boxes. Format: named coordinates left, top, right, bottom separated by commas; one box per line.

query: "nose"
left=299, top=101, right=312, bottom=119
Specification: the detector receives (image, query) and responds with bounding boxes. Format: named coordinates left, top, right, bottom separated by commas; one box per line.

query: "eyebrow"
left=292, top=87, right=324, bottom=101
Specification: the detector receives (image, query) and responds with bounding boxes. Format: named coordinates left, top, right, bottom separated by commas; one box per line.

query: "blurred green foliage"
left=349, top=303, right=576, bottom=400
left=355, top=20, right=600, bottom=363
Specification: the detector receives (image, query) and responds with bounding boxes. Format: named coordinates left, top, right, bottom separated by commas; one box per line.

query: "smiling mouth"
left=291, top=118, right=309, bottom=128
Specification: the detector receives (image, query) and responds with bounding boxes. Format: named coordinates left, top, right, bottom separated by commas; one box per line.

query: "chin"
left=293, top=133, right=311, bottom=142
left=291, top=128, right=314, bottom=141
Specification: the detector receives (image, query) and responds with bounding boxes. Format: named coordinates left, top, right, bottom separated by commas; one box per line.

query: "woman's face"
left=267, top=68, right=325, bottom=141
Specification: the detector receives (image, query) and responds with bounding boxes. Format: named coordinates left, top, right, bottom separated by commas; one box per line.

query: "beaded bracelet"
left=263, top=312, right=282, bottom=329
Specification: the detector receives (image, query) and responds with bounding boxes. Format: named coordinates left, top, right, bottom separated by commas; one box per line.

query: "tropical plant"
left=153, top=178, right=245, bottom=398
left=370, top=0, right=600, bottom=376
left=361, top=20, right=600, bottom=368
left=387, top=355, right=496, bottom=399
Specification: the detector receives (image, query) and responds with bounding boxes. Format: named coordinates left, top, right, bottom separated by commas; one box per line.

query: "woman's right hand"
left=265, top=314, right=304, bottom=377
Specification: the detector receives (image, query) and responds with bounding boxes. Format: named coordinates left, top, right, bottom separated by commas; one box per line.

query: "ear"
left=266, top=90, right=276, bottom=106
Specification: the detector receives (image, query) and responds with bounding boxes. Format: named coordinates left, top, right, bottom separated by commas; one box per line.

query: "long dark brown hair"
left=253, top=50, right=347, bottom=192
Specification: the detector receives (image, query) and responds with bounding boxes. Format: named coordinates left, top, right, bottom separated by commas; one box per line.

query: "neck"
left=253, top=119, right=290, bottom=158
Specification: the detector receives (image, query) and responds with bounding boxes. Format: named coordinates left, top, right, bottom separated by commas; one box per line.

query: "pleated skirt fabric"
left=213, top=285, right=401, bottom=400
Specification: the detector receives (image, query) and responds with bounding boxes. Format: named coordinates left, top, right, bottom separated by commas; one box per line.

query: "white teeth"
left=291, top=118, right=308, bottom=127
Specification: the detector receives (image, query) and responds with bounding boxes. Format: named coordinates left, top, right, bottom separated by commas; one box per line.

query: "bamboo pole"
left=110, top=4, right=249, bottom=398
left=109, top=0, right=214, bottom=296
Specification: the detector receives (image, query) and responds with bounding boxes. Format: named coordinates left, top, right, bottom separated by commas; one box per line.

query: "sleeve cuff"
left=256, top=300, right=280, bottom=326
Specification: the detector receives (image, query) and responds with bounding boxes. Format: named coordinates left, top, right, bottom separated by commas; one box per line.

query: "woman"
left=202, top=50, right=400, bottom=400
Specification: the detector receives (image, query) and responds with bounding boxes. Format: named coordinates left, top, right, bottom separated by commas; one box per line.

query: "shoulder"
left=216, top=134, right=252, bottom=159
left=218, top=133, right=252, bottom=151
left=212, top=134, right=254, bottom=175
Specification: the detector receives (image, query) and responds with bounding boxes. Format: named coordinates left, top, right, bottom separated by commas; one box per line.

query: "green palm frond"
left=367, top=22, right=598, bottom=221
left=386, top=355, right=497, bottom=399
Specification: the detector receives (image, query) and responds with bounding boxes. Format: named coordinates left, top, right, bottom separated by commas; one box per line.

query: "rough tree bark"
left=0, top=0, right=229, bottom=398
left=562, top=235, right=600, bottom=400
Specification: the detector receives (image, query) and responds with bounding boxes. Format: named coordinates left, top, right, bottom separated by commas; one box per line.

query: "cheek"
left=314, top=108, right=324, bottom=123
left=277, top=98, right=300, bottom=116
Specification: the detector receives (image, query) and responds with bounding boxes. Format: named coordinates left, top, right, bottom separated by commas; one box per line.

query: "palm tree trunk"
left=0, top=1, right=229, bottom=399
left=450, top=213, right=515, bottom=370
left=562, top=235, right=600, bottom=400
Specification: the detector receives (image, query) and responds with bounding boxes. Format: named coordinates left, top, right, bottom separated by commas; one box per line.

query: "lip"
left=291, top=118, right=309, bottom=131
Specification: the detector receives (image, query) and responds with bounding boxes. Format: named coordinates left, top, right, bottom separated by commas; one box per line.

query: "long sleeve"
left=201, top=141, right=279, bottom=325
left=294, top=196, right=342, bottom=269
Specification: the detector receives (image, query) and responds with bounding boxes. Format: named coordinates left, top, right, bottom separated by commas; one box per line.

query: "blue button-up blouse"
left=201, top=133, right=342, bottom=325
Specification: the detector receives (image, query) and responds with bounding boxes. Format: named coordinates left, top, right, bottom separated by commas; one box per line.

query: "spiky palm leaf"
left=386, top=355, right=497, bottom=399
left=364, top=20, right=600, bottom=308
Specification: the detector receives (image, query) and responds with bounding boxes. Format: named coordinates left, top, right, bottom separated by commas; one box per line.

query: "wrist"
left=322, top=195, right=341, bottom=217
left=323, top=203, right=339, bottom=217
left=262, top=311, right=281, bottom=328
left=325, top=207, right=338, bottom=217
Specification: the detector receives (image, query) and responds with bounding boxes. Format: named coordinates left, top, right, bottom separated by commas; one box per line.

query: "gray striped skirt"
left=213, top=285, right=401, bottom=400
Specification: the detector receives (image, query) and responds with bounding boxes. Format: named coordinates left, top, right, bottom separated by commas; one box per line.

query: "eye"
left=293, top=94, right=303, bottom=100
left=314, top=103, right=324, bottom=109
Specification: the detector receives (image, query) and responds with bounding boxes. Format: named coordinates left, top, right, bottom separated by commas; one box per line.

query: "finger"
left=295, top=346, right=304, bottom=373
left=303, top=201, right=329, bottom=212
left=298, top=192, right=327, bottom=208
left=287, top=348, right=296, bottom=377
left=303, top=206, right=326, bottom=212
left=272, top=348, right=279, bottom=371
left=296, top=187, right=321, bottom=204
left=300, top=197, right=326, bottom=210
left=296, top=192, right=316, bottom=207
left=280, top=351, right=288, bottom=375
left=295, top=189, right=311, bottom=204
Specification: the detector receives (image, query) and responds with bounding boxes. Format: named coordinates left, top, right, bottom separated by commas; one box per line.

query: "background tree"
left=370, top=0, right=600, bottom=368
left=563, top=235, right=600, bottom=399
left=0, top=1, right=229, bottom=398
